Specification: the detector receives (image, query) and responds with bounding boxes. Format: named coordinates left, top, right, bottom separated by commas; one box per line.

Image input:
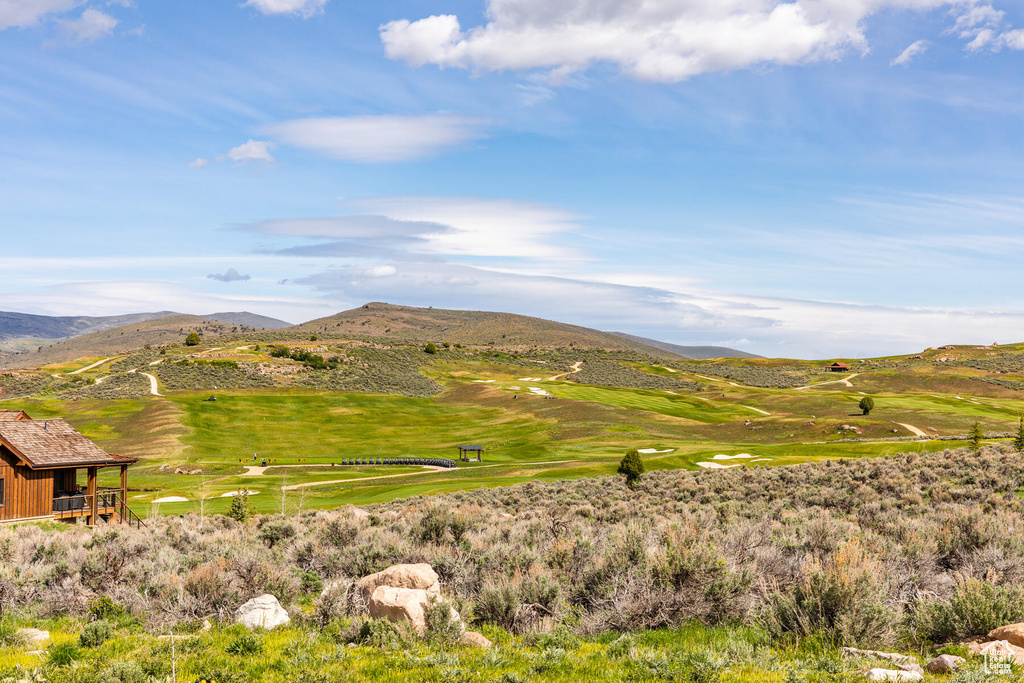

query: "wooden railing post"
left=86, top=467, right=97, bottom=526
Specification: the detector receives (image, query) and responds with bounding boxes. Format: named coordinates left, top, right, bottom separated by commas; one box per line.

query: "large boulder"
left=235, top=594, right=291, bottom=630
left=16, top=629, right=49, bottom=647
left=357, top=563, right=441, bottom=603
left=367, top=586, right=462, bottom=636
left=989, top=623, right=1024, bottom=649
left=461, top=631, right=493, bottom=649
left=925, top=654, right=965, bottom=673
left=864, top=670, right=922, bottom=682
left=967, top=639, right=1024, bottom=666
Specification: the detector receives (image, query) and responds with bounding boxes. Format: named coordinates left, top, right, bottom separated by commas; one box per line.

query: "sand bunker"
left=529, top=387, right=550, bottom=396
left=638, top=448, right=675, bottom=454
left=471, top=380, right=496, bottom=383
left=697, top=462, right=742, bottom=469
left=220, top=490, right=259, bottom=498
left=153, top=496, right=188, bottom=503
left=519, top=377, right=543, bottom=382
left=712, top=453, right=756, bottom=460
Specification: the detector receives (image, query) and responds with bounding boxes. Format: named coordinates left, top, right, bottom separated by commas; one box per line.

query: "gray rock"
left=925, top=654, right=965, bottom=673
left=235, top=594, right=290, bottom=630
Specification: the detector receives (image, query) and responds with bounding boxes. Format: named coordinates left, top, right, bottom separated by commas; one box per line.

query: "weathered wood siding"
left=0, top=447, right=54, bottom=521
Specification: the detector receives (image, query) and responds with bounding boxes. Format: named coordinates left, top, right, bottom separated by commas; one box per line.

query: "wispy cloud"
left=892, top=40, right=928, bottom=66
left=243, top=0, right=327, bottom=19
left=56, top=8, right=118, bottom=44
left=261, top=115, right=491, bottom=163
left=0, top=0, right=82, bottom=31
left=188, top=157, right=209, bottom=169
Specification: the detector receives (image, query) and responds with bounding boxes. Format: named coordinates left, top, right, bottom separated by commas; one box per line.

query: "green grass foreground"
left=1, top=620, right=1014, bottom=683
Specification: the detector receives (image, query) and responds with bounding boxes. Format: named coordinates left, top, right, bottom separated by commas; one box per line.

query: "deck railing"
left=52, top=489, right=145, bottom=529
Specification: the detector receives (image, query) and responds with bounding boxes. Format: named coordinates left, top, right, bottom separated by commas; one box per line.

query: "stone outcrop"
left=925, top=654, right=964, bottom=673
left=357, top=563, right=441, bottom=603
left=460, top=631, right=493, bottom=649
left=967, top=639, right=1024, bottom=665
left=366, top=586, right=462, bottom=636
left=988, top=623, right=1024, bottom=649
left=235, top=594, right=291, bottom=630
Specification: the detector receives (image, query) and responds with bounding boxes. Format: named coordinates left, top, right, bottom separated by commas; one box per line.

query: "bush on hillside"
left=617, top=449, right=645, bottom=488
left=185, top=332, right=201, bottom=346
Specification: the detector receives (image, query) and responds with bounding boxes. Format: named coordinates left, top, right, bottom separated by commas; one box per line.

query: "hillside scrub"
left=0, top=446, right=1023, bottom=656
left=670, top=363, right=809, bottom=388
left=569, top=361, right=704, bottom=392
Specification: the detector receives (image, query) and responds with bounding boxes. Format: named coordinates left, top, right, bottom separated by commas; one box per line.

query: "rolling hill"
left=0, top=315, right=243, bottom=369
left=0, top=310, right=179, bottom=353
left=289, top=302, right=692, bottom=358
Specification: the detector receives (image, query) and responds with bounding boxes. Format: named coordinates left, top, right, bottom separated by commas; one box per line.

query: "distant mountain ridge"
left=0, top=310, right=291, bottom=355
left=608, top=332, right=759, bottom=360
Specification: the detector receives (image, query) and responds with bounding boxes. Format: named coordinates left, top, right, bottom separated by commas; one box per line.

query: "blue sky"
left=2, top=0, right=1024, bottom=358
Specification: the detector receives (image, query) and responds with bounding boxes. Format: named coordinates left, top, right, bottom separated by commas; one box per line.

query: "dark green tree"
left=858, top=396, right=875, bottom=415
left=970, top=421, right=984, bottom=452
left=227, top=489, right=252, bottom=522
left=184, top=332, right=201, bottom=346
left=424, top=342, right=438, bottom=355
left=617, top=449, right=645, bottom=489
left=1015, top=417, right=1024, bottom=454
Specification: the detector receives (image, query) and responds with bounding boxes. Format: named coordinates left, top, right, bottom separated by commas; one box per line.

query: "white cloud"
left=188, top=158, right=209, bottom=169
left=225, top=139, right=275, bottom=165
left=380, top=0, right=1000, bottom=82
left=891, top=40, right=928, bottom=65
left=1003, top=28, right=1024, bottom=49
left=363, top=265, right=398, bottom=278
left=0, top=0, right=82, bottom=31
left=57, top=8, right=118, bottom=44
left=243, top=0, right=327, bottom=19
left=262, top=115, right=491, bottom=163
left=106, top=0, right=135, bottom=7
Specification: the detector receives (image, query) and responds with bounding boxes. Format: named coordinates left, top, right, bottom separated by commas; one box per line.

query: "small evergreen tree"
left=858, top=397, right=875, bottom=415
left=1015, top=417, right=1024, bottom=454
left=618, top=449, right=645, bottom=489
left=184, top=332, right=201, bottom=346
left=227, top=489, right=252, bottom=522
left=970, top=421, right=984, bottom=453
left=424, top=342, right=438, bottom=355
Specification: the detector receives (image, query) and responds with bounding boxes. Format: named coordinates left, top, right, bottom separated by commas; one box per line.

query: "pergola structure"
left=457, top=445, right=484, bottom=462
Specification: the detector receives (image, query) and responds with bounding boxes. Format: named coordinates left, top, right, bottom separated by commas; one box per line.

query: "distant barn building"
left=0, top=413, right=140, bottom=526
left=828, top=362, right=850, bottom=373
left=457, top=445, right=484, bottom=462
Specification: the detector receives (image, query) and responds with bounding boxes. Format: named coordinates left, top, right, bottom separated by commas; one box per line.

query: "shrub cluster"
left=569, top=361, right=704, bottom=392
left=1, top=446, right=1023, bottom=652
left=59, top=372, right=151, bottom=400
left=155, top=362, right=275, bottom=391
left=670, top=363, right=809, bottom=388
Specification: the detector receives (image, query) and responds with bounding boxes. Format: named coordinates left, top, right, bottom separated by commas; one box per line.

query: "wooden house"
left=827, top=362, right=850, bottom=373
left=0, top=414, right=140, bottom=527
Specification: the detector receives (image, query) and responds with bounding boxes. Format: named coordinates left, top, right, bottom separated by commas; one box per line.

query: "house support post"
left=87, top=466, right=97, bottom=526
left=120, top=464, right=128, bottom=523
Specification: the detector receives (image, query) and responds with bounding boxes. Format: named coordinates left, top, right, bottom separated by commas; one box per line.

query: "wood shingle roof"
left=0, top=410, right=30, bottom=421
left=0, top=419, right=136, bottom=469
